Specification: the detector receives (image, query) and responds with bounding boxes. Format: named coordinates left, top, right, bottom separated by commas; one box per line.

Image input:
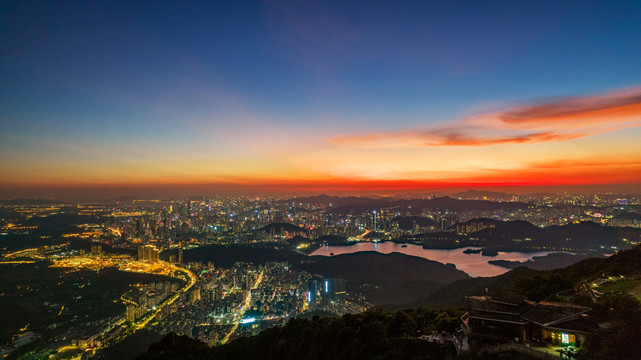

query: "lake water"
left=309, top=242, right=556, bottom=277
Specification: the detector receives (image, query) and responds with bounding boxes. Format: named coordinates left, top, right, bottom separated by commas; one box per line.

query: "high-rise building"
left=373, top=211, right=377, bottom=230
left=190, top=287, right=201, bottom=302
left=149, top=247, right=159, bottom=263
left=90, top=244, right=103, bottom=256
left=126, top=305, right=136, bottom=322
left=138, top=244, right=160, bottom=263
left=246, top=274, right=253, bottom=289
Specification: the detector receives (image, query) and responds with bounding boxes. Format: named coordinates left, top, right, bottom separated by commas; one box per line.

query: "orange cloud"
left=461, top=158, right=641, bottom=186
left=332, top=87, right=641, bottom=147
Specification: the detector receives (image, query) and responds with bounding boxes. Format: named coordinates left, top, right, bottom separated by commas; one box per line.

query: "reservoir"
left=310, top=242, right=556, bottom=277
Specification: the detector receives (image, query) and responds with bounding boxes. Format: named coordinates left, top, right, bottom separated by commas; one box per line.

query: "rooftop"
left=520, top=302, right=591, bottom=326
left=546, top=316, right=599, bottom=334
left=468, top=309, right=529, bottom=325
left=466, top=296, right=532, bottom=315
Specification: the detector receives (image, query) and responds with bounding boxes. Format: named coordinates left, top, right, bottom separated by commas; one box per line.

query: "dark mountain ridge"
left=330, top=196, right=532, bottom=215
left=258, top=222, right=307, bottom=234
left=468, top=219, right=641, bottom=251
left=451, top=189, right=516, bottom=200
left=302, top=251, right=469, bottom=286
left=291, top=194, right=382, bottom=207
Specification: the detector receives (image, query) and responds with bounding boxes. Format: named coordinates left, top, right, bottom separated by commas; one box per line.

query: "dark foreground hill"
left=137, top=309, right=461, bottom=360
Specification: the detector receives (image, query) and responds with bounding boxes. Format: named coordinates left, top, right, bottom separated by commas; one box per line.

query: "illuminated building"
left=138, top=244, right=160, bottom=263
left=126, top=305, right=136, bottom=322
left=373, top=211, right=377, bottom=230
left=464, top=294, right=594, bottom=347
left=90, top=244, right=103, bottom=256
left=455, top=219, right=496, bottom=235
left=190, top=287, right=201, bottom=302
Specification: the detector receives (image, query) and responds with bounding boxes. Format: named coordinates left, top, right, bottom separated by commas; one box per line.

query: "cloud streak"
left=331, top=87, right=641, bottom=147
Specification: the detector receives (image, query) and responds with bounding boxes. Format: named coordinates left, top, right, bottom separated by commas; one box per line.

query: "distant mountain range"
left=450, top=189, right=517, bottom=200
left=291, top=194, right=386, bottom=207
left=329, top=196, right=531, bottom=215
left=0, top=198, right=69, bottom=205
left=288, top=195, right=532, bottom=215
left=465, top=219, right=641, bottom=251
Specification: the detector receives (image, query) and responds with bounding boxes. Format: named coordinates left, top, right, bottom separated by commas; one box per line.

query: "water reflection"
left=309, top=242, right=556, bottom=277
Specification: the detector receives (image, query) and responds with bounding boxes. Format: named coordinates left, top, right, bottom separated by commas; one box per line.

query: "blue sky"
left=1, top=1, right=641, bottom=196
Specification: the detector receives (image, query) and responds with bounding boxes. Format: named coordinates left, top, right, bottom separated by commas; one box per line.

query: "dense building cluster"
left=147, top=260, right=370, bottom=345
left=125, top=281, right=179, bottom=321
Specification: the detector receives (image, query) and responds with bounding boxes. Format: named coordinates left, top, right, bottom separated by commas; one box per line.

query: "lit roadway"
left=220, top=270, right=264, bottom=344
left=50, top=255, right=198, bottom=351
left=4, top=248, right=38, bottom=257
left=354, top=230, right=371, bottom=241
left=133, top=266, right=198, bottom=329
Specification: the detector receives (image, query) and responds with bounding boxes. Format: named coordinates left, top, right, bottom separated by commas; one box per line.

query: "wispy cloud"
left=331, top=87, right=641, bottom=147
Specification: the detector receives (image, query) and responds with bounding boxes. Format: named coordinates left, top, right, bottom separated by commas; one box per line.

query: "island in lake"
left=489, top=252, right=605, bottom=271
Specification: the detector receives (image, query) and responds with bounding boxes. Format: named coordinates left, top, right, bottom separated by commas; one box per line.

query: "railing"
left=483, top=343, right=561, bottom=359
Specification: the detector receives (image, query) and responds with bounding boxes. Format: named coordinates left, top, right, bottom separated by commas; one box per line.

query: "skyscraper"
left=373, top=211, right=377, bottom=230
left=138, top=244, right=160, bottom=263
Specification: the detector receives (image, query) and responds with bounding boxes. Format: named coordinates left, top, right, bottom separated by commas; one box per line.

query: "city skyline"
left=2, top=1, right=641, bottom=198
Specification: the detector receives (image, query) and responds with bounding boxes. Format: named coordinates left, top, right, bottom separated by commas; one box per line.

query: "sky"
left=1, top=1, right=641, bottom=198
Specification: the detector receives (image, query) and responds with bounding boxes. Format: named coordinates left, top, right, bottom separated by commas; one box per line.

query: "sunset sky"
left=1, top=1, right=641, bottom=198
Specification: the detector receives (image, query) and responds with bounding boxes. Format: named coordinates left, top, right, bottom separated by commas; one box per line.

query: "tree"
left=582, top=293, right=641, bottom=360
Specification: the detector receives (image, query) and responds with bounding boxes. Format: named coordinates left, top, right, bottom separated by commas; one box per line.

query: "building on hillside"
left=463, top=292, right=595, bottom=348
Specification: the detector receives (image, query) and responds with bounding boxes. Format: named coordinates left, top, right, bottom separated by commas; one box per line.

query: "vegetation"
left=137, top=308, right=464, bottom=360
left=595, top=277, right=641, bottom=298
left=581, top=293, right=641, bottom=360
left=413, top=245, right=641, bottom=308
